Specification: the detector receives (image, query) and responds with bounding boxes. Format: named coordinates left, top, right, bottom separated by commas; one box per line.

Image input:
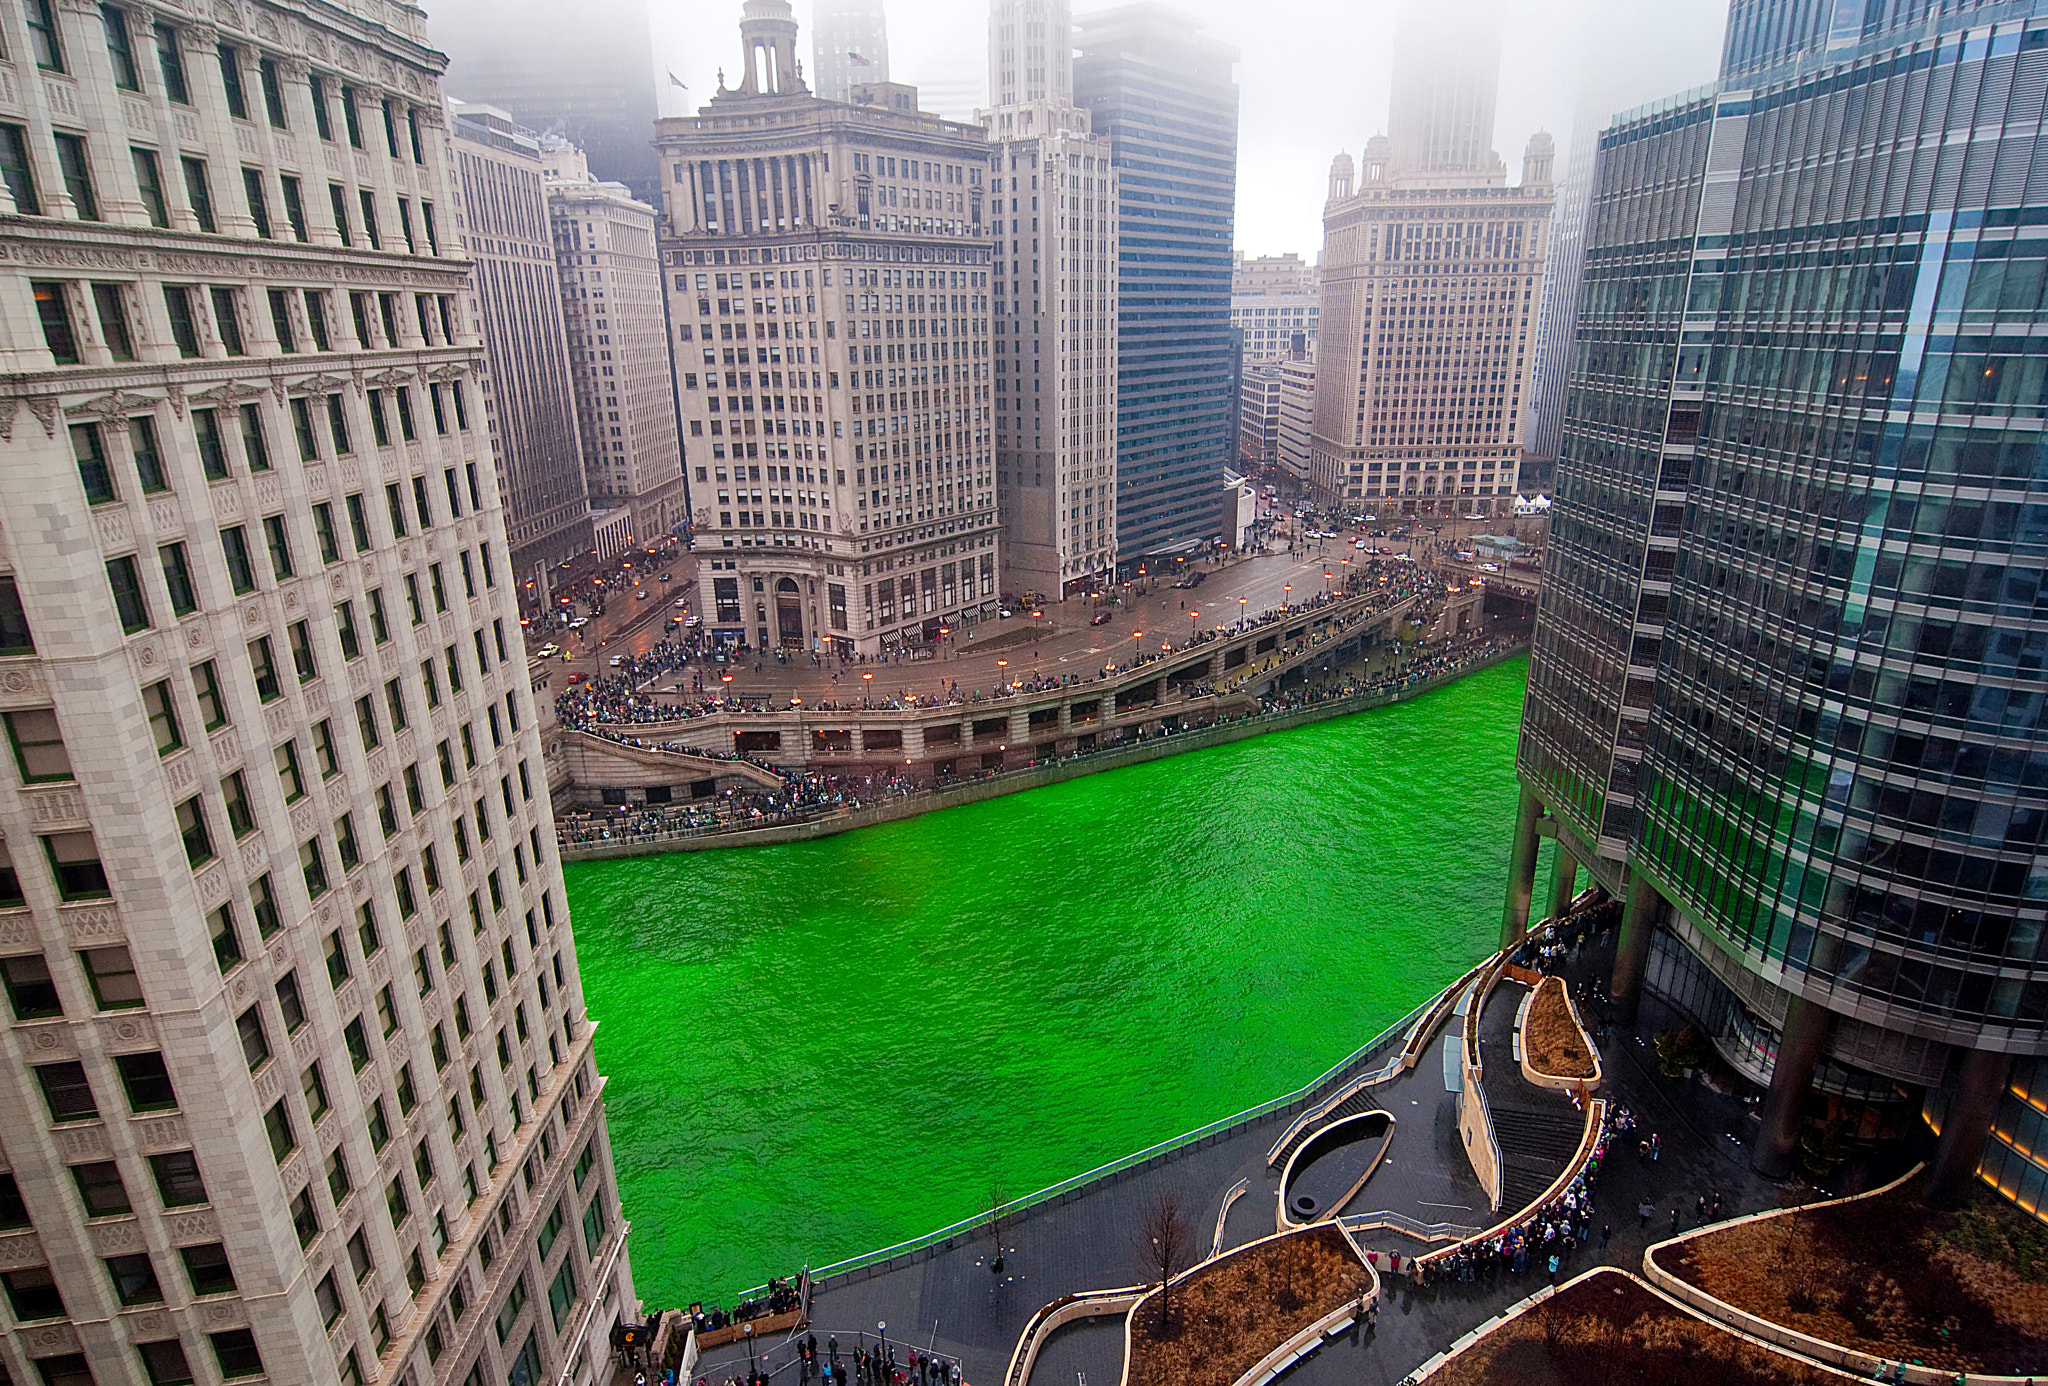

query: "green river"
left=564, top=655, right=1548, bottom=1307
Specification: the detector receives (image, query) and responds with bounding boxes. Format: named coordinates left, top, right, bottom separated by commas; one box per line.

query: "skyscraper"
left=985, top=0, right=1119, bottom=599
left=1309, top=0, right=1552, bottom=514
left=1231, top=253, right=1320, bottom=369
left=451, top=105, right=596, bottom=584
left=653, top=0, right=1000, bottom=656
left=1075, top=4, right=1239, bottom=566
left=0, top=3, right=634, bottom=1384
left=1524, top=117, right=1599, bottom=476
left=1514, top=0, right=2048, bottom=1210
left=425, top=0, right=659, bottom=197
left=813, top=0, right=892, bottom=104
left=543, top=141, right=691, bottom=556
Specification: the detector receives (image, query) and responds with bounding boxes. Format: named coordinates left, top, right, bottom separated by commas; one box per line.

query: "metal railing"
left=1339, top=1210, right=1481, bottom=1243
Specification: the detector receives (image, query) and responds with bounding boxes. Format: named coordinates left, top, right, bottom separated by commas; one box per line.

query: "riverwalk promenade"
left=654, top=912, right=1857, bottom=1386
left=556, top=637, right=1526, bottom=860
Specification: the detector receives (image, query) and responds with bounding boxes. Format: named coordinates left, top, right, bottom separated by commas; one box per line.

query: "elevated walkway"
left=1476, top=982, right=1587, bottom=1212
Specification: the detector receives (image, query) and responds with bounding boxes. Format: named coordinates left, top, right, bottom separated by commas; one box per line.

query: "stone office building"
left=0, top=2, right=634, bottom=1383
left=654, top=0, right=999, bottom=656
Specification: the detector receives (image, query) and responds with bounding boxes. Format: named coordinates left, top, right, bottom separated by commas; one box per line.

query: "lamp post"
left=878, top=1322, right=887, bottom=1371
left=1237, top=596, right=1247, bottom=629
left=1283, top=584, right=1293, bottom=612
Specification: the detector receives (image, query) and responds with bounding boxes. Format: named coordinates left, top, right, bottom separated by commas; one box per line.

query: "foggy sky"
left=637, top=0, right=1731, bottom=258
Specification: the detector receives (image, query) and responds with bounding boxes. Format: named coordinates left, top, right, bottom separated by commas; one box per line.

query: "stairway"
left=1489, top=1105, right=1586, bottom=1213
left=1272, top=1082, right=1388, bottom=1169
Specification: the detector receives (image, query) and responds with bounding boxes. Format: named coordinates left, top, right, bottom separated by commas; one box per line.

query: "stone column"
left=1926, top=1047, right=2012, bottom=1208
left=1548, top=847, right=1578, bottom=927
left=1609, top=869, right=1662, bottom=1026
left=1499, top=787, right=1542, bottom=949
left=1752, top=995, right=1831, bottom=1178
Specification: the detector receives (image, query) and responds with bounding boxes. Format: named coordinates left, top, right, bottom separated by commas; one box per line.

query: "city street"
left=535, top=537, right=1438, bottom=708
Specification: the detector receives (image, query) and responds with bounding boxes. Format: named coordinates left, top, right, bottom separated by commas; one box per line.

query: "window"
left=131, top=147, right=168, bottom=226
left=53, top=133, right=98, bottom=220
left=241, top=404, right=272, bottom=477
left=216, top=43, right=247, bottom=119
left=106, top=555, right=151, bottom=632
left=92, top=282, right=133, bottom=359
left=248, top=635, right=279, bottom=701
left=329, top=180, right=352, bottom=245
left=341, top=84, right=364, bottom=147
left=208, top=903, right=243, bottom=973
left=44, top=830, right=109, bottom=900
left=3, top=1266, right=66, bottom=1322
left=386, top=482, right=408, bottom=536
left=251, top=872, right=282, bottom=939
left=376, top=983, right=398, bottom=1037
left=368, top=588, right=389, bottom=643
left=179, top=158, right=213, bottom=232
left=289, top=1185, right=319, bottom=1246
left=182, top=1243, right=235, bottom=1297
left=3, top=953, right=60, bottom=1019
left=235, top=1004, right=269, bottom=1070
left=262, top=1097, right=294, bottom=1162
left=114, top=1051, right=175, bottom=1113
left=165, top=283, right=201, bottom=355
left=154, top=23, right=188, bottom=103
left=336, top=811, right=360, bottom=871
left=548, top=1257, right=578, bottom=1331
left=356, top=694, right=380, bottom=751
left=0, top=1171, right=25, bottom=1226
left=265, top=516, right=294, bottom=580
left=300, top=837, right=328, bottom=899
left=131, top=415, right=166, bottom=491
left=312, top=502, right=340, bottom=563
left=359, top=187, right=380, bottom=248
left=221, top=526, right=256, bottom=594
left=326, top=393, right=351, bottom=454
left=494, top=1274, right=528, bottom=1344
left=344, top=1015, right=370, bottom=1070
left=323, top=1146, right=350, bottom=1203
left=0, top=576, right=31, bottom=655
left=158, top=543, right=196, bottom=617
left=5, top=708, right=72, bottom=781
left=35, top=1060, right=98, bottom=1121
left=314, top=1269, right=343, bottom=1326
left=174, top=795, right=212, bottom=865
left=386, top=1174, right=409, bottom=1229
left=310, top=71, right=334, bottom=139
left=34, top=282, right=78, bottom=363
left=358, top=900, right=381, bottom=956
left=291, top=396, right=318, bottom=460
left=143, top=686, right=183, bottom=760
left=71, top=1159, right=131, bottom=1218
left=281, top=173, right=306, bottom=240
left=208, top=1328, right=264, bottom=1380
left=259, top=56, right=287, bottom=128
left=148, top=1150, right=207, bottom=1206
left=192, top=659, right=227, bottom=729
left=385, top=678, right=407, bottom=732
left=304, top=289, right=331, bottom=349
left=0, top=123, right=38, bottom=213
left=108, top=1254, right=164, bottom=1308
left=323, top=928, right=350, bottom=988
left=396, top=1061, right=416, bottom=1113
left=209, top=286, right=243, bottom=354
left=84, top=945, right=145, bottom=1010
left=367, top=1095, right=390, bottom=1150
left=240, top=166, right=269, bottom=237
left=346, top=492, right=371, bottom=550
left=303, top=1061, right=330, bottom=1121
left=348, top=1226, right=373, bottom=1281
left=313, top=719, right=339, bottom=778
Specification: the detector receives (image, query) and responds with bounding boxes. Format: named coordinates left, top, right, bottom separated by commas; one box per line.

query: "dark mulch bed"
left=1126, top=1224, right=1365, bottom=1386
left=1428, top=1270, right=1840, bottom=1386
left=1654, top=1180, right=2048, bottom=1374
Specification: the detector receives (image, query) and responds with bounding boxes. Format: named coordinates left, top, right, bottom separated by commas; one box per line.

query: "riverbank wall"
left=558, top=642, right=1529, bottom=861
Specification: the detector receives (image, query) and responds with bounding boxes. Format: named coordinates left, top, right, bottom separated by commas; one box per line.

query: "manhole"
left=1292, top=1195, right=1317, bottom=1215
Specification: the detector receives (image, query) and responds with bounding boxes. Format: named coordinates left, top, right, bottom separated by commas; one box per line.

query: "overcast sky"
left=646, top=0, right=1731, bottom=257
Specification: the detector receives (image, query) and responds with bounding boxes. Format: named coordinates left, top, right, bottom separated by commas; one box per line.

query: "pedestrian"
left=1637, top=1200, right=1654, bottom=1228
left=1670, top=1206, right=1682, bottom=1236
left=1600, top=1223, right=1612, bottom=1250
left=1547, top=1252, right=1560, bottom=1282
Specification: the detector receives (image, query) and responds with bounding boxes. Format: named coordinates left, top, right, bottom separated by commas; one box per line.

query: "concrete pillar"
left=1752, top=995, right=1831, bottom=1178
left=849, top=728, right=865, bottom=758
left=1609, top=870, right=1662, bottom=1026
left=1500, top=787, right=1542, bottom=950
left=1548, top=847, right=1579, bottom=927
left=1926, top=1048, right=2013, bottom=1208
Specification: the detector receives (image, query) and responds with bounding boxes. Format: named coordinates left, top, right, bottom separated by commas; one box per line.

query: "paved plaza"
left=665, top=923, right=1885, bottom=1386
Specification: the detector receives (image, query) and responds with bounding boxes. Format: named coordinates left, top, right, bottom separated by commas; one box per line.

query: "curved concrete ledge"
left=1003, top=1285, right=1147, bottom=1386
left=1211, top=1178, right=1249, bottom=1259
left=1276, top=1110, right=1396, bottom=1231
left=1638, top=1163, right=2034, bottom=1386
left=1421, top=1098, right=1606, bottom=1268
left=1116, top=1223, right=1375, bottom=1386
left=1516, top=976, right=1602, bottom=1094
left=1407, top=1267, right=1871, bottom=1385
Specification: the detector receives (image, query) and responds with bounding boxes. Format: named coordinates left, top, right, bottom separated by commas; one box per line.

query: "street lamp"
left=1237, top=596, right=1247, bottom=628
left=1283, top=584, right=1293, bottom=611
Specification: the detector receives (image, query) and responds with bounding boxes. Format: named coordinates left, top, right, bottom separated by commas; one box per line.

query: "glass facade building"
left=1514, top=0, right=2048, bottom=1207
left=1074, top=5, right=1239, bottom=563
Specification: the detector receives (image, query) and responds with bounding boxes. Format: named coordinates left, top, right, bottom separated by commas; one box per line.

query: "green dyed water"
left=564, top=656, right=1546, bottom=1308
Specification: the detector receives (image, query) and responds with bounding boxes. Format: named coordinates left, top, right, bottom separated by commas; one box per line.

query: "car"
left=674, top=598, right=688, bottom=608
left=568, top=617, right=589, bottom=629
left=566, top=671, right=588, bottom=684
left=536, top=643, right=560, bottom=658
left=684, top=615, right=701, bottom=628
left=1090, top=610, right=1113, bottom=626
left=999, top=608, right=1014, bottom=618
left=607, top=655, right=624, bottom=667
left=1354, top=538, right=1369, bottom=549
left=635, top=589, right=649, bottom=599
left=659, top=572, right=672, bottom=583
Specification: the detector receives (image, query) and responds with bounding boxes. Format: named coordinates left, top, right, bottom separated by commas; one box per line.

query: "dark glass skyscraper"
left=1513, top=0, right=2048, bottom=1213
left=1075, top=4, right=1239, bottom=563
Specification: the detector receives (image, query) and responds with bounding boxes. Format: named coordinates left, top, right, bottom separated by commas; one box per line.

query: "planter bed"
left=1426, top=1269, right=1841, bottom=1386
left=1653, top=1182, right=2048, bottom=1375
left=1125, top=1224, right=1364, bottom=1386
left=1522, top=977, right=1595, bottom=1081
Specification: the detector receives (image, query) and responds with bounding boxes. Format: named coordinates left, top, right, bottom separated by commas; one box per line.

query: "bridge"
left=544, top=584, right=1479, bottom=806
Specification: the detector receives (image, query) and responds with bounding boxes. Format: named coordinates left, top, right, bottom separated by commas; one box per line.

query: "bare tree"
left=987, top=1183, right=1007, bottom=1275
left=1133, top=1191, right=1193, bottom=1337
